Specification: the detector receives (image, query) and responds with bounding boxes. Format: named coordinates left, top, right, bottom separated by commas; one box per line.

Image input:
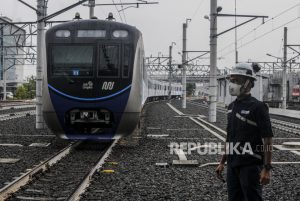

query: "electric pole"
left=168, top=44, right=173, bottom=100
left=1, top=24, right=5, bottom=101
left=2, top=59, right=5, bottom=101
left=89, top=0, right=95, bottom=19
left=234, top=0, right=238, bottom=64
left=36, top=0, right=46, bottom=129
left=209, top=0, right=218, bottom=122
left=282, top=27, right=287, bottom=109
left=258, top=74, right=263, bottom=101
left=182, top=21, right=188, bottom=108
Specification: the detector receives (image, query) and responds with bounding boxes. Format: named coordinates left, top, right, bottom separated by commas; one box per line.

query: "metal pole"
left=282, top=27, right=287, bottom=109
left=36, top=0, right=46, bottom=129
left=258, top=74, right=263, bottom=101
left=182, top=22, right=187, bottom=108
left=234, top=0, right=238, bottom=64
left=2, top=60, right=5, bottom=101
left=209, top=0, right=218, bottom=122
left=89, top=0, right=95, bottom=19
left=168, top=45, right=172, bottom=100
left=1, top=25, right=6, bottom=101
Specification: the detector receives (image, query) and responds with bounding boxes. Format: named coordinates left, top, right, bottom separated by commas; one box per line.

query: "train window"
left=51, top=45, right=94, bottom=77
left=123, top=45, right=131, bottom=77
left=98, top=45, right=119, bottom=77
left=77, top=30, right=106, bottom=38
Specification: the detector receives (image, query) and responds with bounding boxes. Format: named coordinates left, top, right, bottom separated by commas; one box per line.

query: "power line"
left=191, top=0, right=207, bottom=20
left=221, top=16, right=300, bottom=57
left=219, top=2, right=300, bottom=54
left=111, top=0, right=123, bottom=22
left=171, top=0, right=207, bottom=62
left=119, top=0, right=127, bottom=23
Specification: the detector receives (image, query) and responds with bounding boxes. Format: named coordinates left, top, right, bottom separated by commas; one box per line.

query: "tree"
left=15, top=76, right=36, bottom=100
left=15, top=85, right=28, bottom=99
left=23, top=76, right=36, bottom=99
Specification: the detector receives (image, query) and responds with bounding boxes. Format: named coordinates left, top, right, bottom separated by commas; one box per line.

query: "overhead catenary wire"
left=170, top=0, right=207, bottom=51
left=111, top=0, right=124, bottom=22
left=191, top=0, right=207, bottom=20
left=219, top=2, right=300, bottom=54
left=119, top=0, right=127, bottom=23
left=221, top=16, right=300, bottom=57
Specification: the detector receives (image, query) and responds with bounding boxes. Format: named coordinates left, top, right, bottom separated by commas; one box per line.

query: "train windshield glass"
left=123, top=45, right=131, bottom=77
left=51, top=45, right=94, bottom=77
left=98, top=45, right=119, bottom=77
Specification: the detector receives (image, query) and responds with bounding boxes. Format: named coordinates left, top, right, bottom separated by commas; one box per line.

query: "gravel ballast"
left=82, top=100, right=300, bottom=200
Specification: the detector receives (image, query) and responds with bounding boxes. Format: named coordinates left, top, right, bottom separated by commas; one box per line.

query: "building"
left=0, top=16, right=26, bottom=94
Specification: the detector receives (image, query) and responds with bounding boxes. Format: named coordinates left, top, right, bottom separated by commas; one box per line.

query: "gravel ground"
left=0, top=116, right=69, bottom=189
left=81, top=101, right=300, bottom=200
left=0, top=107, right=35, bottom=115
left=0, top=116, right=53, bottom=135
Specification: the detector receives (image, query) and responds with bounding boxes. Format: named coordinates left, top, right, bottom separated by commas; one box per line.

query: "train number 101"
left=102, top=82, right=115, bottom=90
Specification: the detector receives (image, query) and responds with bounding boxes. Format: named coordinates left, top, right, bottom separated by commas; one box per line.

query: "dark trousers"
left=227, top=165, right=263, bottom=201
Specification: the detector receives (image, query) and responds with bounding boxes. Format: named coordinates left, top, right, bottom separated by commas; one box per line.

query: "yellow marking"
left=101, top=170, right=115, bottom=173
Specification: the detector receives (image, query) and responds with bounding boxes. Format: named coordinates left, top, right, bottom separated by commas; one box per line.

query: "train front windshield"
left=98, top=45, right=119, bottom=77
left=51, top=45, right=94, bottom=77
left=50, top=44, right=132, bottom=78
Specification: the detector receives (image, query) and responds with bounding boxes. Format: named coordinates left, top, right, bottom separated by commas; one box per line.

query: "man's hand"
left=216, top=163, right=224, bottom=174
left=260, top=168, right=271, bottom=185
left=216, top=163, right=225, bottom=182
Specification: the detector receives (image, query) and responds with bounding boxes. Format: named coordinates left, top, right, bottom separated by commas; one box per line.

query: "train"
left=42, top=17, right=182, bottom=140
left=292, top=85, right=300, bottom=101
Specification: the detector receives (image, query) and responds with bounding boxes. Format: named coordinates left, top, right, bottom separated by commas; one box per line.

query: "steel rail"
left=67, top=139, right=120, bottom=201
left=0, top=142, right=79, bottom=200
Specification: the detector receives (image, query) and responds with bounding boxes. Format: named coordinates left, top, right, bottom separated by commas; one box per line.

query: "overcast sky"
left=1, top=0, right=300, bottom=78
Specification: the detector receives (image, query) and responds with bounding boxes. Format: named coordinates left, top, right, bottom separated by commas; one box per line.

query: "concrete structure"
left=267, top=71, right=300, bottom=102
left=0, top=16, right=26, bottom=95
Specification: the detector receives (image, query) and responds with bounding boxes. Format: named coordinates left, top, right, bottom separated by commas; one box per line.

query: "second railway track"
left=0, top=140, right=118, bottom=201
left=0, top=110, right=36, bottom=121
left=188, top=100, right=300, bottom=136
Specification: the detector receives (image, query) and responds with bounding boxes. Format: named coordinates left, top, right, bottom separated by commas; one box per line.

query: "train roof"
left=47, top=19, right=141, bottom=35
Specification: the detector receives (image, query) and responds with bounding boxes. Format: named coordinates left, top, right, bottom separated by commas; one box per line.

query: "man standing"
left=216, top=63, right=273, bottom=201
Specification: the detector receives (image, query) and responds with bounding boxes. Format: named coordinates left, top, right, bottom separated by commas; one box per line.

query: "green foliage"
left=15, top=85, right=27, bottom=100
left=15, top=76, right=36, bottom=100
left=186, top=83, right=196, bottom=96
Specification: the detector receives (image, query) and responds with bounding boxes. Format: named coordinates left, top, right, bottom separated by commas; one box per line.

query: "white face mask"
left=229, top=82, right=242, bottom=96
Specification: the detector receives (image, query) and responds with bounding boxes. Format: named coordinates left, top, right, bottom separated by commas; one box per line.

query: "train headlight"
left=55, top=30, right=71, bottom=38
left=112, top=30, right=128, bottom=38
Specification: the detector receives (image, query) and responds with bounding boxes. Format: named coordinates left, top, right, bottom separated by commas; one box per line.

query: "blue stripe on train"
left=48, top=84, right=131, bottom=101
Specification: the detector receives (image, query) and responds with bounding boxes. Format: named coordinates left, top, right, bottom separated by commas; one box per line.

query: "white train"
left=43, top=18, right=182, bottom=140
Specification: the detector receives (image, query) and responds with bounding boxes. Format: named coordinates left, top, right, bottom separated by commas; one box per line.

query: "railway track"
left=188, top=100, right=300, bottom=136
left=0, top=105, right=35, bottom=111
left=0, top=101, right=35, bottom=108
left=271, top=119, right=300, bottom=135
left=0, top=140, right=118, bottom=201
left=0, top=110, right=36, bottom=121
